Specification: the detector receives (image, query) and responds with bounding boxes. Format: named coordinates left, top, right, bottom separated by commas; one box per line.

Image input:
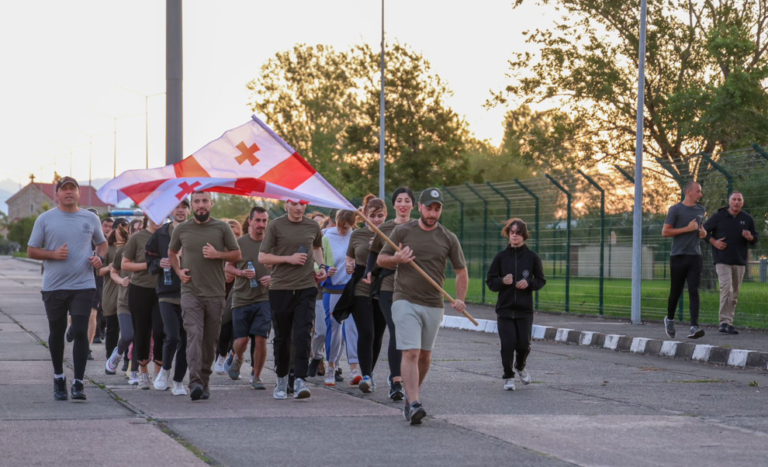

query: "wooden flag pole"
left=355, top=210, right=479, bottom=326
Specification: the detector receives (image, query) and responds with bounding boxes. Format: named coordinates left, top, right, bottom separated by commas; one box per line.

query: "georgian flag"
left=97, top=115, right=354, bottom=223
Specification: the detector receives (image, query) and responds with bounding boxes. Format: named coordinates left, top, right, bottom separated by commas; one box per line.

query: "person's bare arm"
left=202, top=243, right=241, bottom=262
left=662, top=219, right=698, bottom=238
left=109, top=268, right=124, bottom=286
left=28, top=244, right=68, bottom=261
left=169, top=248, right=191, bottom=284
left=259, top=252, right=307, bottom=266
left=122, top=257, right=147, bottom=273
left=225, top=262, right=249, bottom=279
left=378, top=244, right=414, bottom=269
left=98, top=264, right=111, bottom=277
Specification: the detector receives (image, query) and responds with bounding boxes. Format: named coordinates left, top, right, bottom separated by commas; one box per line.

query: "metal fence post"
left=486, top=181, right=511, bottom=220
left=465, top=183, right=488, bottom=304
left=577, top=170, right=605, bottom=316
left=514, top=179, right=540, bottom=309
left=615, top=164, right=635, bottom=184
left=545, top=174, right=572, bottom=313
left=699, top=153, right=734, bottom=196
left=442, top=186, right=464, bottom=243
left=751, top=143, right=768, bottom=161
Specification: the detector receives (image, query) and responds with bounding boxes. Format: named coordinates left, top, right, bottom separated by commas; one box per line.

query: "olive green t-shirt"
left=259, top=215, right=323, bottom=291
left=122, top=229, right=155, bottom=289
left=169, top=218, right=240, bottom=297
left=102, top=245, right=119, bottom=316
left=231, top=235, right=270, bottom=308
left=381, top=220, right=466, bottom=308
left=158, top=223, right=180, bottom=305
left=347, top=228, right=375, bottom=297
left=112, top=246, right=130, bottom=314
left=370, top=220, right=398, bottom=293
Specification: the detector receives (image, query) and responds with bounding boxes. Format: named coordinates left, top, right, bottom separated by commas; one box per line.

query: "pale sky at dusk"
left=0, top=0, right=556, bottom=189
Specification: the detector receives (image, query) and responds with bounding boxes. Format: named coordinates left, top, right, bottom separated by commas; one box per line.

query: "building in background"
left=5, top=179, right=111, bottom=222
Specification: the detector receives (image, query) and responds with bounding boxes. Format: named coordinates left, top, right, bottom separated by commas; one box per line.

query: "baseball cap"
left=56, top=176, right=79, bottom=192
left=419, top=187, right=444, bottom=206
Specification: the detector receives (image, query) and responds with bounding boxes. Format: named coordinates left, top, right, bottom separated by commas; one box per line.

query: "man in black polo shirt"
left=703, top=191, right=759, bottom=335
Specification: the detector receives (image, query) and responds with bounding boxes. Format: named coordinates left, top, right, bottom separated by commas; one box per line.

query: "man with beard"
left=378, top=188, right=468, bottom=425
left=224, top=207, right=272, bottom=388
left=169, top=192, right=241, bottom=401
left=146, top=200, right=191, bottom=395
left=28, top=177, right=107, bottom=401
left=259, top=200, right=326, bottom=399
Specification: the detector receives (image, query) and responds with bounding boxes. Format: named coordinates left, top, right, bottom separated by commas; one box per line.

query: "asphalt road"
left=2, top=256, right=768, bottom=467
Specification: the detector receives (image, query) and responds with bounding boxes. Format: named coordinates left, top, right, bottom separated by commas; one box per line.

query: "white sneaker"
left=214, top=355, right=227, bottom=374
left=324, top=367, right=336, bottom=387
left=138, top=373, right=151, bottom=390
left=274, top=376, right=288, bottom=400
left=128, top=371, right=140, bottom=385
left=171, top=381, right=187, bottom=396
left=105, top=347, right=121, bottom=374
left=518, top=369, right=531, bottom=385
left=504, top=379, right=516, bottom=391
left=154, top=368, right=170, bottom=391
left=350, top=369, right=362, bottom=386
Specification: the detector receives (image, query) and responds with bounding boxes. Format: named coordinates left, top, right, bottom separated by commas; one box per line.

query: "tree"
left=494, top=0, right=768, bottom=181
left=8, top=216, right=36, bottom=250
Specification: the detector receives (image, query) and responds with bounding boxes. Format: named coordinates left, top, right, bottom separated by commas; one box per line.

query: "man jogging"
left=259, top=200, right=327, bottom=400
left=224, top=207, right=272, bottom=388
left=702, top=191, right=759, bottom=335
left=169, top=191, right=241, bottom=401
left=378, top=188, right=468, bottom=425
left=662, top=181, right=708, bottom=339
left=28, top=177, right=107, bottom=401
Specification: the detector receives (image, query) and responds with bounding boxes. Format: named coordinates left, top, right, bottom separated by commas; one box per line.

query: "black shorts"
left=232, top=302, right=272, bottom=339
left=41, top=289, right=96, bottom=321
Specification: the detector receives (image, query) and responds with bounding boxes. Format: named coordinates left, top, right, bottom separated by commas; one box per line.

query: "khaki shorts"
left=392, top=300, right=444, bottom=351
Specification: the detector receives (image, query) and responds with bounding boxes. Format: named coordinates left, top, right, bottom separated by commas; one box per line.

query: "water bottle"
left=163, top=267, right=172, bottom=285
left=247, top=262, right=259, bottom=288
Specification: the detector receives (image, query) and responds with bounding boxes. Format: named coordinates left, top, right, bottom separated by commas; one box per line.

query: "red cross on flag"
left=97, top=116, right=355, bottom=223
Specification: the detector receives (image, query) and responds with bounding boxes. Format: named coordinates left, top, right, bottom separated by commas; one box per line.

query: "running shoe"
left=214, top=354, right=227, bottom=374
left=727, top=325, right=739, bottom=335
left=350, top=369, right=362, bottom=386
left=359, top=376, right=373, bottom=393
left=54, top=377, right=68, bottom=401
left=202, top=388, right=210, bottom=400
left=409, top=402, right=426, bottom=425
left=389, top=381, right=404, bottom=401
left=719, top=323, right=728, bottom=333
left=121, top=357, right=129, bottom=372
left=274, top=376, right=288, bottom=400
left=688, top=326, right=705, bottom=339
left=105, top=347, right=121, bottom=375
left=138, top=373, right=151, bottom=390
left=128, top=371, right=140, bottom=385
left=294, top=378, right=311, bottom=399
left=71, top=380, right=87, bottom=401
left=518, top=369, right=531, bottom=385
left=664, top=317, right=676, bottom=339
left=251, top=377, right=266, bottom=390
left=504, top=379, right=516, bottom=391
left=387, top=374, right=393, bottom=389
left=324, top=368, right=336, bottom=387
left=335, top=367, right=344, bottom=382
left=227, top=355, right=243, bottom=381
left=93, top=334, right=102, bottom=344
left=308, top=358, right=320, bottom=377
left=287, top=372, right=295, bottom=395
left=172, top=381, right=187, bottom=396
left=87, top=350, right=94, bottom=361
left=190, top=384, right=204, bottom=401
left=66, top=327, right=73, bottom=343
left=154, top=368, right=170, bottom=391
left=403, top=396, right=411, bottom=421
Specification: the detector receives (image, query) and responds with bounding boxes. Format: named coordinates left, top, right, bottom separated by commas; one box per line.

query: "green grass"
left=12, top=251, right=27, bottom=258
left=443, top=276, right=768, bottom=328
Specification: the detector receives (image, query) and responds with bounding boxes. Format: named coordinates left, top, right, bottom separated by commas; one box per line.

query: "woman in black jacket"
left=486, top=218, right=546, bottom=391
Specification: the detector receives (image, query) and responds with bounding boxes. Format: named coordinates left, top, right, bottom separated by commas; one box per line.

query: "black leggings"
left=159, top=302, right=188, bottom=382
left=49, top=314, right=89, bottom=380
left=217, top=295, right=234, bottom=357
left=104, top=314, right=120, bottom=358
left=352, top=296, right=387, bottom=377
left=129, top=285, right=163, bottom=365
left=269, top=288, right=316, bottom=379
left=667, top=255, right=702, bottom=326
left=378, top=291, right=401, bottom=378
left=497, top=314, right=533, bottom=379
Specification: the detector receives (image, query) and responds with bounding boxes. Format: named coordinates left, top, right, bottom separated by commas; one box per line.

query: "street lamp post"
left=117, top=87, right=165, bottom=169
left=92, top=111, right=143, bottom=178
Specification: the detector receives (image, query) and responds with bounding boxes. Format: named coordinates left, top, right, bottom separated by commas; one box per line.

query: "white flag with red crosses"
left=97, top=115, right=355, bottom=223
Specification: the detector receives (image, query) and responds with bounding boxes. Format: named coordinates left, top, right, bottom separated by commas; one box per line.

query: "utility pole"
left=166, top=0, right=183, bottom=165
left=378, top=0, right=386, bottom=199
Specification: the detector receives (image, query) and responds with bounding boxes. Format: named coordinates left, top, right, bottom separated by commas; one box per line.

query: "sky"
left=0, top=0, right=556, bottom=191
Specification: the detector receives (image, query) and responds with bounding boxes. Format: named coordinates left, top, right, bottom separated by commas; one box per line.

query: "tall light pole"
left=167, top=0, right=183, bottom=165
left=631, top=0, right=648, bottom=325
left=68, top=130, right=110, bottom=208
left=118, top=87, right=165, bottom=169
left=378, top=0, right=386, bottom=199
left=92, top=111, right=143, bottom=178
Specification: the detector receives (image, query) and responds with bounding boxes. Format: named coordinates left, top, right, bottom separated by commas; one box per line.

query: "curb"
left=13, top=257, right=43, bottom=266
left=440, top=316, right=768, bottom=371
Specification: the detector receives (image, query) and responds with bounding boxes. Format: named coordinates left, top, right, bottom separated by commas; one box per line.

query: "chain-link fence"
left=426, top=145, right=768, bottom=328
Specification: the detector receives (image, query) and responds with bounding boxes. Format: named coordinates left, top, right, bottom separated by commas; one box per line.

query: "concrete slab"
left=0, top=383, right=134, bottom=421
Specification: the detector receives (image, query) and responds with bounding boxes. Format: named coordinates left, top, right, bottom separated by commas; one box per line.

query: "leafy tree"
left=494, top=0, right=768, bottom=181
left=8, top=216, right=36, bottom=250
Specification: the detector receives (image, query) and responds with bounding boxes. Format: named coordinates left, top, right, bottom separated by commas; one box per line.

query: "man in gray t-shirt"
left=661, top=181, right=707, bottom=340
left=27, top=177, right=107, bottom=402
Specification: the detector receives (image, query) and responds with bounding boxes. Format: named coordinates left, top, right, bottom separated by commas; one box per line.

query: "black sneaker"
left=664, top=317, right=676, bottom=339
left=334, top=367, right=344, bottom=382
left=403, top=397, right=411, bottom=422
left=87, top=350, right=94, bottom=361
left=718, top=323, right=728, bottom=333
left=727, top=325, right=740, bottom=335
left=287, top=372, right=295, bottom=395
left=308, top=359, right=320, bottom=378
left=202, top=388, right=210, bottom=400
left=389, top=381, right=405, bottom=401
left=93, top=334, right=102, bottom=344
left=190, top=384, right=204, bottom=401
left=409, top=402, right=426, bottom=425
left=71, top=381, right=86, bottom=401
left=66, top=327, right=74, bottom=343
left=121, top=357, right=129, bottom=372
left=54, top=377, right=68, bottom=401
left=687, top=326, right=705, bottom=339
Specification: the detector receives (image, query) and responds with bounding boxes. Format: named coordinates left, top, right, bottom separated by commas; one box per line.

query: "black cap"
left=56, top=176, right=79, bottom=192
left=419, top=187, right=444, bottom=207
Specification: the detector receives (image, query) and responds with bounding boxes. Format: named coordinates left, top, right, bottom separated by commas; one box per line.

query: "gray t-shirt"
left=665, top=202, right=706, bottom=256
left=28, top=208, right=106, bottom=291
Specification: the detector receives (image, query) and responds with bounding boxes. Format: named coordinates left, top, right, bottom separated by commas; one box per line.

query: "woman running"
left=486, top=218, right=546, bottom=391
left=101, top=218, right=127, bottom=364
left=106, top=221, right=136, bottom=380
left=348, top=195, right=388, bottom=393
left=366, top=187, right=414, bottom=400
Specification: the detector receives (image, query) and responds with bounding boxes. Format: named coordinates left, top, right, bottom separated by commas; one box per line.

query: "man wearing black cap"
left=27, top=177, right=107, bottom=401
left=378, top=187, right=468, bottom=425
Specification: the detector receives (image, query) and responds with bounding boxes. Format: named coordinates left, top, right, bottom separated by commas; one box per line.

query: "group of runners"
left=29, top=176, right=546, bottom=425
